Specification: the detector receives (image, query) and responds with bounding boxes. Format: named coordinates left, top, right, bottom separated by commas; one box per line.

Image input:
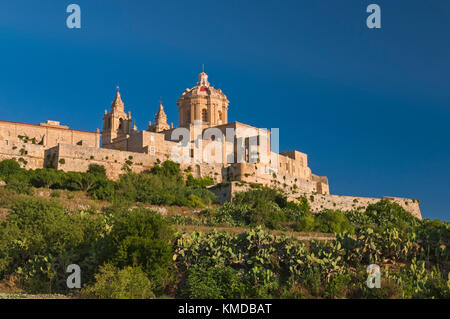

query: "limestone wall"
left=209, top=182, right=422, bottom=219
left=0, top=140, right=46, bottom=169
left=227, top=162, right=328, bottom=195
left=301, top=193, right=422, bottom=219
left=0, top=120, right=100, bottom=148
left=53, top=144, right=158, bottom=180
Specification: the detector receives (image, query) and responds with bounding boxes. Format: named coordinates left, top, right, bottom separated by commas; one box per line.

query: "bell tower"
left=177, top=70, right=229, bottom=128
left=149, top=101, right=171, bottom=132
left=102, top=88, right=133, bottom=147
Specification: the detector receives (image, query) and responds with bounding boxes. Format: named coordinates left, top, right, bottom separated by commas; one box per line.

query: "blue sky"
left=0, top=1, right=449, bottom=220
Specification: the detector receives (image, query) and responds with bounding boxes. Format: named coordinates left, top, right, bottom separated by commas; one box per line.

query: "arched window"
left=118, top=118, right=124, bottom=130
left=202, top=109, right=208, bottom=122
left=218, top=111, right=223, bottom=122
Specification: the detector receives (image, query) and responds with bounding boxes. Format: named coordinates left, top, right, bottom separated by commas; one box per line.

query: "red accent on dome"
left=200, top=86, right=208, bottom=92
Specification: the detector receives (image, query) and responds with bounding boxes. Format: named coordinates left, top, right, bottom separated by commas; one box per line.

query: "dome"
left=180, top=72, right=227, bottom=99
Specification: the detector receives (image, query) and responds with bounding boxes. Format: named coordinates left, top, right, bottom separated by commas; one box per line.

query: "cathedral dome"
left=177, top=70, right=229, bottom=127
left=181, top=71, right=227, bottom=99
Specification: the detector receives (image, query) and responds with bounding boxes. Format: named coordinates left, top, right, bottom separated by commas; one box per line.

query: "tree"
left=87, top=164, right=107, bottom=178
left=107, top=208, right=175, bottom=293
left=0, top=159, right=21, bottom=178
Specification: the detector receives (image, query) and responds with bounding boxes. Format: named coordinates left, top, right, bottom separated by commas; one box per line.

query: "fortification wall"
left=227, top=162, right=329, bottom=195
left=53, top=144, right=157, bottom=179
left=52, top=143, right=225, bottom=182
left=209, top=182, right=422, bottom=219
left=0, top=120, right=100, bottom=148
left=0, top=140, right=46, bottom=169
left=296, top=193, right=421, bottom=219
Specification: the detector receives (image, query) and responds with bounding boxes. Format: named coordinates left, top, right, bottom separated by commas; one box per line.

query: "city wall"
left=209, top=181, right=422, bottom=219
left=0, top=140, right=46, bottom=169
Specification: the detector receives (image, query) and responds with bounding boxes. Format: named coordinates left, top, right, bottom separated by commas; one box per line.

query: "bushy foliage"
left=0, top=159, right=448, bottom=299
left=186, top=174, right=214, bottom=188
left=181, top=265, right=245, bottom=299
left=315, top=210, right=354, bottom=233
left=234, top=187, right=286, bottom=207
left=0, top=197, right=108, bottom=293
left=197, top=190, right=310, bottom=230
left=81, top=264, right=155, bottom=299
left=116, top=171, right=215, bottom=208
left=0, top=159, right=22, bottom=178
left=346, top=199, right=421, bottom=233
left=174, top=225, right=449, bottom=299
left=0, top=159, right=217, bottom=208
left=87, top=164, right=107, bottom=178
left=106, top=208, right=174, bottom=293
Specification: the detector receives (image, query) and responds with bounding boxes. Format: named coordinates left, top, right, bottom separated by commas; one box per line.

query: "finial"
left=160, top=96, right=163, bottom=105
left=202, top=64, right=205, bottom=73
left=116, top=85, right=120, bottom=92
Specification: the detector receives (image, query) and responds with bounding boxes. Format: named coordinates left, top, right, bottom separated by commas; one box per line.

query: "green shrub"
left=295, top=215, right=316, bottom=232
left=314, top=210, right=355, bottom=234
left=150, top=160, right=182, bottom=177
left=87, top=164, right=107, bottom=178
left=107, top=208, right=174, bottom=293
left=5, top=175, right=33, bottom=195
left=234, top=187, right=286, bottom=208
left=185, top=188, right=218, bottom=206
left=0, top=159, right=21, bottom=178
left=89, top=179, right=116, bottom=201
left=82, top=264, right=154, bottom=299
left=0, top=197, right=107, bottom=293
left=250, top=200, right=286, bottom=229
left=283, top=197, right=309, bottom=221
left=181, top=265, right=245, bottom=299
left=186, top=174, right=214, bottom=188
left=30, top=169, right=63, bottom=188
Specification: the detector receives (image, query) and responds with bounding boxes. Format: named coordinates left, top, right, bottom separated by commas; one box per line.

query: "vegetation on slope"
left=0, top=159, right=448, bottom=299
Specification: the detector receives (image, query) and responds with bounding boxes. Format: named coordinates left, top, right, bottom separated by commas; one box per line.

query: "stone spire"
left=150, top=102, right=170, bottom=132
left=111, top=90, right=125, bottom=113
left=102, top=87, right=133, bottom=146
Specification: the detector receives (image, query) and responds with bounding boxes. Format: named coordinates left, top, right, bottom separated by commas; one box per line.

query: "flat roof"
left=0, top=119, right=99, bottom=134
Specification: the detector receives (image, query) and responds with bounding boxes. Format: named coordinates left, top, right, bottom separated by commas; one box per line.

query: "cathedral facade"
left=98, top=71, right=330, bottom=195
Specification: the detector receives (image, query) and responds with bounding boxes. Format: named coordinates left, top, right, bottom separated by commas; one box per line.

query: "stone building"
left=0, top=70, right=421, bottom=218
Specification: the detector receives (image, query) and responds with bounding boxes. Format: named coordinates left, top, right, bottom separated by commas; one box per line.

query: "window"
left=150, top=136, right=155, bottom=142
left=202, top=109, right=208, bottom=122
left=150, top=147, right=155, bottom=155
left=218, top=111, right=223, bottom=122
